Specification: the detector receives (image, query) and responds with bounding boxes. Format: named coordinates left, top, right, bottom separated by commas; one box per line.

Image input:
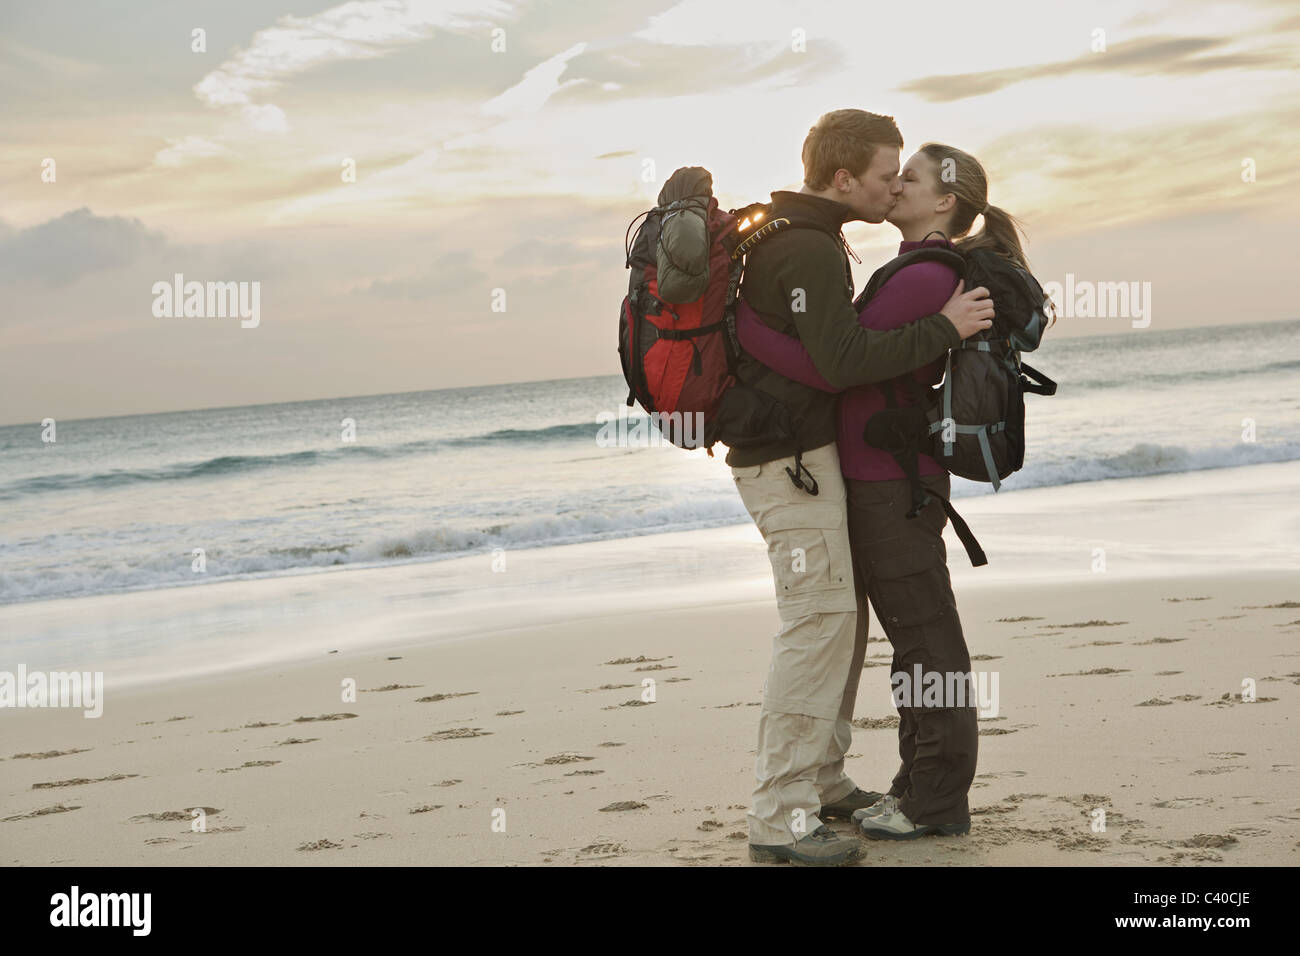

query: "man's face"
left=841, top=146, right=902, bottom=223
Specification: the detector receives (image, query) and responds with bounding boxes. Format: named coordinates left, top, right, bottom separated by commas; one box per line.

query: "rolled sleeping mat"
left=655, top=166, right=714, bottom=304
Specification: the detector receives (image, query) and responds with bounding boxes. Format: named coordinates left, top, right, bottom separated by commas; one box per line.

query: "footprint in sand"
left=976, top=770, right=1027, bottom=779
left=297, top=839, right=343, bottom=851
left=599, top=801, right=647, bottom=812
left=215, top=721, right=283, bottom=732
left=579, top=684, right=636, bottom=693
left=526, top=754, right=594, bottom=767
left=2, top=803, right=81, bottom=822
left=415, top=692, right=478, bottom=703
left=1048, top=667, right=1130, bottom=677
left=994, top=616, right=1044, bottom=623
left=1170, top=834, right=1238, bottom=849
left=130, top=807, right=220, bottom=823
left=604, top=655, right=671, bottom=665
left=1205, top=693, right=1278, bottom=706
left=1151, top=796, right=1214, bottom=809
left=409, top=805, right=443, bottom=813
left=10, top=749, right=92, bottom=760
left=277, top=737, right=319, bottom=746
left=852, top=716, right=900, bottom=729
left=423, top=727, right=492, bottom=740
left=216, top=760, right=280, bottom=773
left=362, top=684, right=422, bottom=692
left=577, top=843, right=625, bottom=859
left=32, top=773, right=138, bottom=789
left=1043, top=620, right=1127, bottom=629
left=293, top=713, right=357, bottom=722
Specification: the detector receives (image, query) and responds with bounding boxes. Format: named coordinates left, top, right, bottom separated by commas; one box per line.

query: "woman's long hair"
left=919, top=142, right=1053, bottom=325
left=919, top=142, right=1028, bottom=270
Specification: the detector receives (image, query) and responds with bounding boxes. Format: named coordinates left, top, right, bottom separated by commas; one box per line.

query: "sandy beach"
left=2, top=461, right=1298, bottom=866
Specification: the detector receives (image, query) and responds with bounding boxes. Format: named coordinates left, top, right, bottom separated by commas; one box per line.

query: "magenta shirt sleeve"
left=736, top=303, right=841, bottom=393
left=858, top=260, right=960, bottom=385
left=737, top=258, right=959, bottom=390
left=857, top=261, right=960, bottom=333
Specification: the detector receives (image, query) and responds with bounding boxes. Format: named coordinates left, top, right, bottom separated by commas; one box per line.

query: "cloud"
left=153, top=136, right=232, bottom=167
left=965, top=104, right=1300, bottom=234
left=483, top=42, right=588, bottom=116
left=900, top=32, right=1300, bottom=103
left=193, top=0, right=518, bottom=127
left=0, top=208, right=167, bottom=287
left=361, top=250, right=487, bottom=299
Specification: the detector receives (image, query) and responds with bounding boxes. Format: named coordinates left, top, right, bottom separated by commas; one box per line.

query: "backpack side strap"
left=1019, top=361, right=1057, bottom=396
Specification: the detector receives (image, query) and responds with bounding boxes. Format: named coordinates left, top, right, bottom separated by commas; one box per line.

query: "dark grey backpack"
left=860, top=245, right=1057, bottom=566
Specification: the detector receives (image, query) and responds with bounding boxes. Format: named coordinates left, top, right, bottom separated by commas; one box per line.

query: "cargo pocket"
left=869, top=546, right=946, bottom=629
left=764, top=502, right=851, bottom=600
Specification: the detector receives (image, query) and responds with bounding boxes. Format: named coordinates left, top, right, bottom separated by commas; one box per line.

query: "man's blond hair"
left=801, top=109, right=903, bottom=190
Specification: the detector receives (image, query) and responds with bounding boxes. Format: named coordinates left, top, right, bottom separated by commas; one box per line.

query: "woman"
left=737, top=143, right=1033, bottom=840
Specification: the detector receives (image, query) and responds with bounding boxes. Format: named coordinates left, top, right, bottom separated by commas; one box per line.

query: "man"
left=729, top=109, right=993, bottom=865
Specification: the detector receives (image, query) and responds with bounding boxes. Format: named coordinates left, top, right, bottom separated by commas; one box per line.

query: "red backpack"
left=618, top=166, right=793, bottom=451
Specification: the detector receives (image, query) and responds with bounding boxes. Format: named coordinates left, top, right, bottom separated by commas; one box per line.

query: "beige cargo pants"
left=730, top=442, right=868, bottom=845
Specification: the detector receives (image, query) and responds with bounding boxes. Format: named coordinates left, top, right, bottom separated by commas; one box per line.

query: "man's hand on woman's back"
left=940, top=280, right=995, bottom=340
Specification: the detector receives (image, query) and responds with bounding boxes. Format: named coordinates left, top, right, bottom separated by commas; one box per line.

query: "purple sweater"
left=737, top=238, right=958, bottom=482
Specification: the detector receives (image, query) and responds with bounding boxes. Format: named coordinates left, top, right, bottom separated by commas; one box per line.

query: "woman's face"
left=886, top=151, right=946, bottom=229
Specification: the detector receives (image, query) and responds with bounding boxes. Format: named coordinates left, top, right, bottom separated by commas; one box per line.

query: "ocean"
left=3, top=317, right=1298, bottom=605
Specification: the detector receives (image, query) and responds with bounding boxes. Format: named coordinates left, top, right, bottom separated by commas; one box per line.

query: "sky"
left=2, top=0, right=1298, bottom=424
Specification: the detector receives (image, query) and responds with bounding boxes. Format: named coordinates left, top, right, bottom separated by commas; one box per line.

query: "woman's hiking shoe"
left=818, top=788, right=885, bottom=821
left=749, top=825, right=863, bottom=865
left=851, top=793, right=899, bottom=824
left=857, top=807, right=971, bottom=840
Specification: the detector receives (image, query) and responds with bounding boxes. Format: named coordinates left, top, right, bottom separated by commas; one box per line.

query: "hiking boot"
left=858, top=806, right=971, bottom=841
left=749, top=825, right=863, bottom=866
left=819, top=788, right=885, bottom=821
left=851, top=793, right=899, bottom=825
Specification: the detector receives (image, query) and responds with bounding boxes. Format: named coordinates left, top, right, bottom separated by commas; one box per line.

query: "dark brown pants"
left=846, top=472, right=977, bottom=826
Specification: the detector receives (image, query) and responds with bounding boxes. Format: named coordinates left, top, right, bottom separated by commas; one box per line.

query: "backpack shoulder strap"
left=856, top=247, right=965, bottom=310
